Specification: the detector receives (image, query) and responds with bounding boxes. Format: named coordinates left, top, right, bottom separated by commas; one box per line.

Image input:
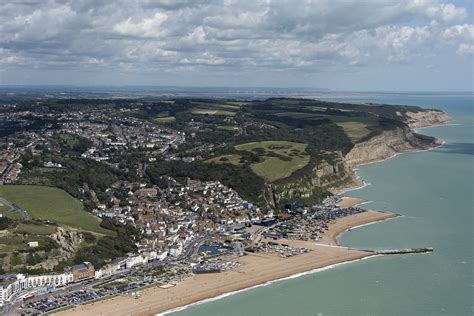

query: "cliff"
left=345, top=109, right=449, bottom=166
left=403, top=110, right=451, bottom=129
left=264, top=152, right=353, bottom=208
left=344, top=126, right=441, bottom=166
left=262, top=108, right=449, bottom=208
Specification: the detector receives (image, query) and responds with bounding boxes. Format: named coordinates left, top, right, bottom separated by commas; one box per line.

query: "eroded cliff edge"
left=345, top=109, right=450, bottom=167
left=264, top=109, right=450, bottom=208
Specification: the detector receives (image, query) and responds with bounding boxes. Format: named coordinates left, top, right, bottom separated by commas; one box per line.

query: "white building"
left=0, top=272, right=73, bottom=306
left=125, top=255, right=147, bottom=269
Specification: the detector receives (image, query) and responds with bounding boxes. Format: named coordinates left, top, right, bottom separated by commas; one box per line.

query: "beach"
left=57, top=207, right=396, bottom=316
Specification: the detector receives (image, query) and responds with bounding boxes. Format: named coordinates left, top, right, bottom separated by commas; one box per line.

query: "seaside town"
left=0, top=178, right=366, bottom=314
left=0, top=95, right=443, bottom=315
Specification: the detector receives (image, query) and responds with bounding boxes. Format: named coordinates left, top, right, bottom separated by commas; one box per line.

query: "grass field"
left=235, top=141, right=310, bottom=182
left=217, top=125, right=239, bottom=131
left=0, top=235, right=52, bottom=254
left=191, top=108, right=237, bottom=116
left=336, top=121, right=372, bottom=142
left=154, top=116, right=176, bottom=123
left=14, top=223, right=57, bottom=235
left=206, top=154, right=243, bottom=166
left=0, top=185, right=113, bottom=235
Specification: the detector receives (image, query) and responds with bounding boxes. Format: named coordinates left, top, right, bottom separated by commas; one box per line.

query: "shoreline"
left=336, top=135, right=446, bottom=195
left=56, top=121, right=448, bottom=316
left=56, top=209, right=394, bottom=316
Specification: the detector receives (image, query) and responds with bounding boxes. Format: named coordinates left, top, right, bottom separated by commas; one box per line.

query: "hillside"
left=143, top=97, right=450, bottom=208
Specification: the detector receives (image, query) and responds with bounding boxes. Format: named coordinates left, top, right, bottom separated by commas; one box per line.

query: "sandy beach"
left=338, top=196, right=366, bottom=208
left=57, top=208, right=396, bottom=316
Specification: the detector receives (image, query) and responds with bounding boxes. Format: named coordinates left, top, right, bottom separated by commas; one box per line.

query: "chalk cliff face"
left=263, top=109, right=449, bottom=208
left=404, top=110, right=451, bottom=129
left=344, top=126, right=441, bottom=166
left=264, top=152, right=353, bottom=207
left=345, top=109, right=449, bottom=166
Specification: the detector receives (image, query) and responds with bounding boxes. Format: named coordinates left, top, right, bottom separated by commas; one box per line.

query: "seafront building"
left=0, top=272, right=73, bottom=306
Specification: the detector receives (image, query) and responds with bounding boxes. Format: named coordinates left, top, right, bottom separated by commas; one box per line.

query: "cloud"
left=442, top=23, right=474, bottom=55
left=0, top=0, right=472, bottom=77
left=114, top=12, right=168, bottom=38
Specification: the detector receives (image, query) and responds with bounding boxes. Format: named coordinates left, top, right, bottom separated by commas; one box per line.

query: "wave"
left=156, top=255, right=383, bottom=316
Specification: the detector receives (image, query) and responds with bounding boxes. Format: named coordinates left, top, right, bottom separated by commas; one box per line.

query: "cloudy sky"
left=0, top=0, right=473, bottom=91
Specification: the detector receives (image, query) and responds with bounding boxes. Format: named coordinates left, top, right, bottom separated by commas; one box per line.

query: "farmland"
left=0, top=185, right=113, bottom=235
left=235, top=141, right=310, bottom=182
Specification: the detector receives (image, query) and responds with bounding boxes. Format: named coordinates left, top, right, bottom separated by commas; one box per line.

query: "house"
left=65, top=262, right=95, bottom=282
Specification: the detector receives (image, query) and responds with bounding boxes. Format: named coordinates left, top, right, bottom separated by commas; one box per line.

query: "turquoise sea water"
left=170, top=94, right=473, bottom=316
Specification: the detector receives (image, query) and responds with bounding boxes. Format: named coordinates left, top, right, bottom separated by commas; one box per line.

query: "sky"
left=0, top=0, right=473, bottom=92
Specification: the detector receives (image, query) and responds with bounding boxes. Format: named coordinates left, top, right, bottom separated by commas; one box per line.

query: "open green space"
left=206, top=154, right=244, bottom=166
left=0, top=185, right=113, bottom=235
left=235, top=141, right=310, bottom=182
left=191, top=108, right=236, bottom=116
left=154, top=116, right=176, bottom=123
left=14, top=223, right=57, bottom=235
left=336, top=121, right=372, bottom=142
left=0, top=235, right=54, bottom=254
left=217, top=125, right=239, bottom=131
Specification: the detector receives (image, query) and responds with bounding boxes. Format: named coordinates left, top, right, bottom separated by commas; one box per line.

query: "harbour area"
left=54, top=197, right=428, bottom=316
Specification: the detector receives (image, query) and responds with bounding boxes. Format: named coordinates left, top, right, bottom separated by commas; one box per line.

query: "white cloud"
left=114, top=12, right=168, bottom=38
left=442, top=24, right=474, bottom=55
left=0, top=0, right=471, bottom=73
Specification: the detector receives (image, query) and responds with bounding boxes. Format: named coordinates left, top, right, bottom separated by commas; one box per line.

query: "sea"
left=167, top=93, right=473, bottom=316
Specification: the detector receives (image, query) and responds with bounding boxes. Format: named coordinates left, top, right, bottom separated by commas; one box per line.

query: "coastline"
left=55, top=119, right=449, bottom=316
left=56, top=209, right=394, bottom=316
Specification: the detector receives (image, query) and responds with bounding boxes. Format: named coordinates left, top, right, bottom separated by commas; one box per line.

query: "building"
left=65, top=262, right=95, bottom=282
left=138, top=188, right=158, bottom=197
left=0, top=272, right=73, bottom=306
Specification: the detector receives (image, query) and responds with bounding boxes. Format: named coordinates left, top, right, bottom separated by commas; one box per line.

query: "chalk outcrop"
left=404, top=110, right=451, bottom=129
left=344, top=126, right=441, bottom=166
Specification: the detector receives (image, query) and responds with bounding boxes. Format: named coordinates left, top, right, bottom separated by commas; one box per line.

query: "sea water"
left=169, top=93, right=473, bottom=316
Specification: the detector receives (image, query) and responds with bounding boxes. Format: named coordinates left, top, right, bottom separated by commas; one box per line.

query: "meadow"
left=0, top=185, right=113, bottom=235
left=235, top=141, right=310, bottom=182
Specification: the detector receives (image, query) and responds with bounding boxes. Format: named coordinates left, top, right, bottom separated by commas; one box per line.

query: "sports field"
left=235, top=141, right=310, bottom=182
left=0, top=185, right=113, bottom=235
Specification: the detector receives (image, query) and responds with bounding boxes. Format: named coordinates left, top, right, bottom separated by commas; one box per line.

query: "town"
left=0, top=96, right=421, bottom=314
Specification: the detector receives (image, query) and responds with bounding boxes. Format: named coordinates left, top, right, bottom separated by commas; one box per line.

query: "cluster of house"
left=245, top=241, right=311, bottom=258
left=0, top=148, right=22, bottom=184
left=58, top=120, right=185, bottom=162
left=92, top=178, right=262, bottom=261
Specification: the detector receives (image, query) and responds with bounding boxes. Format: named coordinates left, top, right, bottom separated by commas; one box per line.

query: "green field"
left=0, top=185, right=113, bottom=235
left=235, top=141, right=310, bottom=182
left=206, top=154, right=243, bottom=166
left=336, top=121, right=372, bottom=142
left=14, top=223, right=57, bottom=235
left=217, top=125, right=239, bottom=131
left=154, top=116, right=176, bottom=123
left=0, top=235, right=53, bottom=254
left=191, top=108, right=237, bottom=116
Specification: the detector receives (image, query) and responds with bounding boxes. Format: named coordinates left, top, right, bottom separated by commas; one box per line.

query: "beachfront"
left=57, top=198, right=396, bottom=316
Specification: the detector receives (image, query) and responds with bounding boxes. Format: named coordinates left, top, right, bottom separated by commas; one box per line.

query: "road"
left=0, top=197, right=30, bottom=220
